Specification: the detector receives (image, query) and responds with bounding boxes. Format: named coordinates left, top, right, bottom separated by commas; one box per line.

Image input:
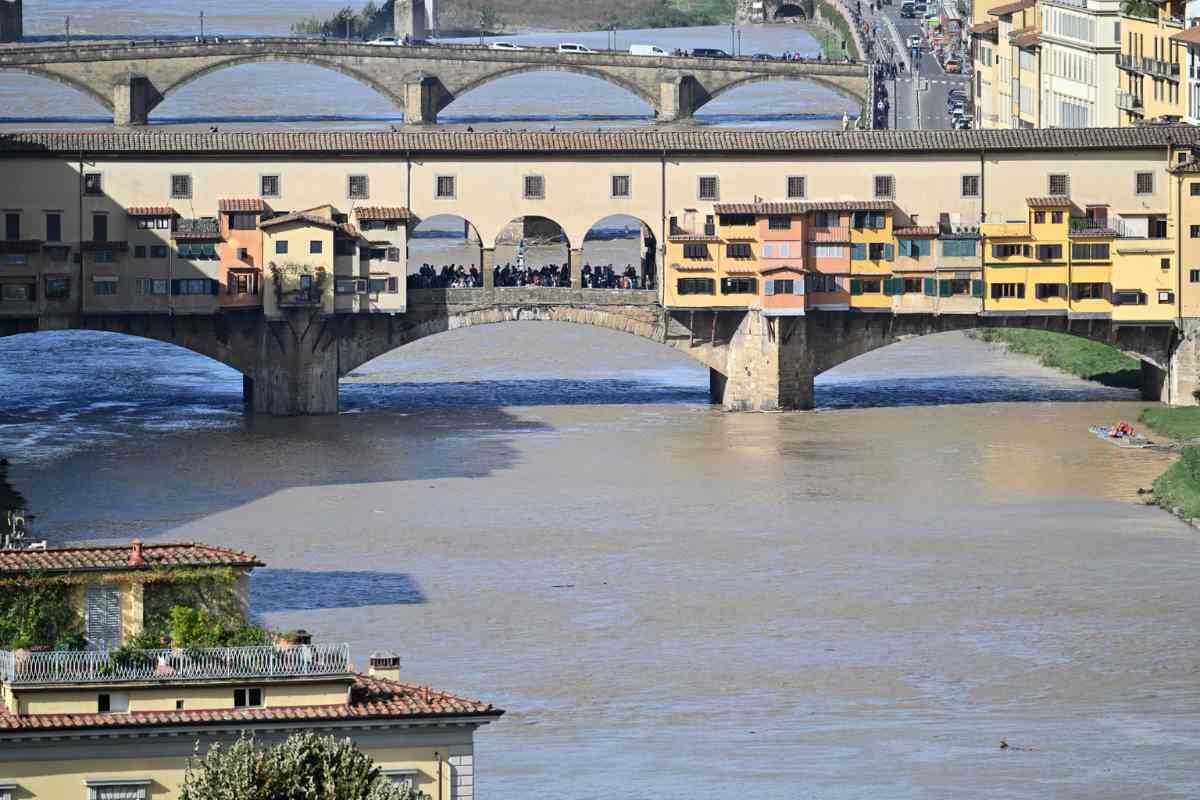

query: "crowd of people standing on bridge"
left=409, top=264, right=482, bottom=288
left=406, top=263, right=652, bottom=289
left=495, top=264, right=571, bottom=287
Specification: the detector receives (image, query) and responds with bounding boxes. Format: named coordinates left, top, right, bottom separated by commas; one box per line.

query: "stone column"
left=720, top=311, right=816, bottom=411
left=247, top=312, right=340, bottom=415
left=403, top=74, right=444, bottom=125
left=482, top=247, right=495, bottom=290
left=657, top=75, right=705, bottom=123
left=112, top=74, right=160, bottom=126
left=570, top=248, right=584, bottom=289
left=1167, top=317, right=1200, bottom=406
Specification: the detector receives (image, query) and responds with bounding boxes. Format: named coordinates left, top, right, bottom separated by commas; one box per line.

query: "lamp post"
left=65, top=16, right=70, bottom=46
left=730, top=22, right=735, bottom=55
left=199, top=10, right=205, bottom=41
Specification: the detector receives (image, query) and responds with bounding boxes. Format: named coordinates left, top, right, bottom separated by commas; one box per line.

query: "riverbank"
left=969, top=329, right=1142, bottom=389
left=1139, top=407, right=1200, bottom=521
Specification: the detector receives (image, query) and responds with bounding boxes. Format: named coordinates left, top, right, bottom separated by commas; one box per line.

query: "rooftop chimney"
left=128, top=538, right=146, bottom=566
left=369, top=651, right=401, bottom=682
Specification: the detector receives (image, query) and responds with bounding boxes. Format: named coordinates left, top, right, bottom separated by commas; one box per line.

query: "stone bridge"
left=0, top=290, right=1181, bottom=415
left=0, top=38, right=874, bottom=126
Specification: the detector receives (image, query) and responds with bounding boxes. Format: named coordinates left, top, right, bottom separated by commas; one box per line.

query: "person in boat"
left=1110, top=422, right=1136, bottom=438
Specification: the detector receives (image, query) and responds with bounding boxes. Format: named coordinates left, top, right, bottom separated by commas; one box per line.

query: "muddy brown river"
left=2, top=325, right=1198, bottom=798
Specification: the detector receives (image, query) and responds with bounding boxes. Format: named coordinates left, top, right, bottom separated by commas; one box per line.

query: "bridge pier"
left=403, top=74, right=448, bottom=125
left=247, top=312, right=340, bottom=415
left=658, top=75, right=707, bottom=123
left=112, top=74, right=161, bottom=126
left=716, top=310, right=815, bottom=411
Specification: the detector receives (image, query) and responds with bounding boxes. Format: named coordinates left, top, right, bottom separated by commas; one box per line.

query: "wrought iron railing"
left=1116, top=90, right=1144, bottom=112
left=0, top=643, right=350, bottom=685
left=1117, top=54, right=1180, bottom=79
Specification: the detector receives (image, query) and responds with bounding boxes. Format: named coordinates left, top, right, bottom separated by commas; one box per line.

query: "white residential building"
left=1038, top=0, right=1123, bottom=127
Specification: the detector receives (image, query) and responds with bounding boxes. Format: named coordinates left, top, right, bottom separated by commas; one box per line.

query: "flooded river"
left=2, top=324, right=1198, bottom=798
left=0, top=1, right=855, bottom=129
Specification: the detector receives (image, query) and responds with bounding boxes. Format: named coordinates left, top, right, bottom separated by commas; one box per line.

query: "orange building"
left=216, top=197, right=267, bottom=310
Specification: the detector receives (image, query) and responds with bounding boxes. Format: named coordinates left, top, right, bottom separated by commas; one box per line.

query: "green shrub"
left=0, top=580, right=81, bottom=650
left=167, top=606, right=272, bottom=649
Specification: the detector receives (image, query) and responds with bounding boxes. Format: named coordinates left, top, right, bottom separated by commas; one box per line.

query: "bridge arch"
left=438, top=65, right=659, bottom=118
left=774, top=2, right=810, bottom=19
left=159, top=54, right=407, bottom=111
left=697, top=73, right=866, bottom=112
left=2, top=66, right=114, bottom=111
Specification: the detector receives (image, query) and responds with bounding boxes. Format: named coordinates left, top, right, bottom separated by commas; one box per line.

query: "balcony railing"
left=1116, top=90, right=1145, bottom=112
left=1117, top=53, right=1180, bottom=80
left=0, top=643, right=351, bottom=685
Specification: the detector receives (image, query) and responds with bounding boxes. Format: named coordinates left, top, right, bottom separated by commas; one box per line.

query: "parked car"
left=692, top=47, right=731, bottom=58
left=557, top=43, right=596, bottom=54
left=752, top=52, right=774, bottom=60
left=368, top=36, right=401, bottom=46
left=953, top=117, right=972, bottom=129
left=630, top=44, right=670, bottom=56
left=489, top=41, right=525, bottom=51
left=900, top=1, right=916, bottom=16
left=944, top=57, right=962, bottom=73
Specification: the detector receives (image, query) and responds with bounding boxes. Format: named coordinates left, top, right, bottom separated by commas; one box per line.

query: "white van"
left=557, top=43, right=596, bottom=54
left=630, top=44, right=669, bottom=56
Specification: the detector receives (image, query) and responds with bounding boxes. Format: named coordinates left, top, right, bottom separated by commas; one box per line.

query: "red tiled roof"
left=969, top=20, right=999, bottom=34
left=1171, top=26, right=1200, bottom=44
left=336, top=223, right=361, bottom=238
left=1011, top=30, right=1041, bottom=47
left=1069, top=226, right=1117, bottom=238
left=0, top=541, right=263, bottom=575
left=1027, top=195, right=1071, bottom=207
left=126, top=206, right=176, bottom=217
left=259, top=212, right=338, bottom=230
left=714, top=200, right=893, bottom=214
left=893, top=226, right=940, bottom=236
left=0, top=675, right=501, bottom=732
left=668, top=234, right=722, bottom=242
left=989, top=0, right=1036, bottom=15
left=218, top=198, right=267, bottom=213
left=354, top=206, right=411, bottom=221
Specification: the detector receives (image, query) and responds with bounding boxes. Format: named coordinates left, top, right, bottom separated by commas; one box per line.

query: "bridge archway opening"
left=150, top=61, right=402, bottom=124
left=494, top=217, right=571, bottom=287
left=407, top=214, right=484, bottom=289
left=0, top=70, right=110, bottom=122
left=437, top=69, right=655, bottom=125
left=582, top=215, right=658, bottom=290
left=774, top=3, right=809, bottom=20
left=695, top=76, right=860, bottom=123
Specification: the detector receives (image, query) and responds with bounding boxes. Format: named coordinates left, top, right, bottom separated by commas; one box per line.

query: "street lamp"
left=199, top=10, right=205, bottom=42
left=65, top=16, right=70, bottom=46
left=730, top=22, right=736, bottom=55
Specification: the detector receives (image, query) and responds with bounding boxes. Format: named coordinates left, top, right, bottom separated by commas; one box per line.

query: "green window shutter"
left=851, top=243, right=867, bottom=260
left=850, top=278, right=863, bottom=295
left=210, top=279, right=220, bottom=297
left=919, top=240, right=931, bottom=257
left=941, top=240, right=952, bottom=257
left=884, top=244, right=895, bottom=261
left=924, top=277, right=936, bottom=295
left=171, top=279, right=181, bottom=296
left=899, top=240, right=910, bottom=258
left=882, top=277, right=893, bottom=296
left=939, top=279, right=952, bottom=297
left=1017, top=283, right=1026, bottom=299
left=972, top=279, right=984, bottom=297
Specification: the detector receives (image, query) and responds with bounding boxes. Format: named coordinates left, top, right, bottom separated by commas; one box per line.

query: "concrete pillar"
left=570, top=248, right=583, bottom=289
left=657, top=75, right=705, bottom=123
left=247, top=313, right=340, bottom=415
left=482, top=247, right=495, bottom=289
left=1167, top=317, right=1200, bottom=406
left=402, top=74, right=444, bottom=124
left=112, top=74, right=161, bottom=126
left=395, top=0, right=432, bottom=40
left=720, top=311, right=816, bottom=411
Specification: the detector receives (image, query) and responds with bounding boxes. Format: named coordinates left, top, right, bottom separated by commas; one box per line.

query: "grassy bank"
left=1139, top=409, right=1200, bottom=520
left=813, top=0, right=859, bottom=61
left=971, top=329, right=1141, bottom=389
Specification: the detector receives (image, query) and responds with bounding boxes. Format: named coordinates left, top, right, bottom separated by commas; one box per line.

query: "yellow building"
left=848, top=205, right=896, bottom=309
left=0, top=541, right=502, bottom=799
left=972, top=0, right=1042, bottom=128
left=1118, top=0, right=1187, bottom=124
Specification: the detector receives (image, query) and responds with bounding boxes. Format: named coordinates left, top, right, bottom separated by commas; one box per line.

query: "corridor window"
left=1160, top=290, right=1175, bottom=304
left=721, top=277, right=756, bottom=294
left=436, top=175, right=456, bottom=199
left=787, top=175, right=806, bottom=199
left=611, top=175, right=631, bottom=198
left=523, top=175, right=545, bottom=200
left=1035, top=282, right=1067, bottom=299
left=83, top=172, right=103, bottom=195
left=1191, top=270, right=1200, bottom=283
left=260, top=174, right=281, bottom=198
left=1048, top=173, right=1070, bottom=196
left=873, top=175, right=895, bottom=199
left=677, top=277, right=715, bottom=295
left=1135, top=171, right=1154, bottom=195
left=347, top=174, right=370, bottom=200
left=44, top=277, right=70, bottom=299
left=133, top=245, right=146, bottom=259
left=1191, top=225, right=1200, bottom=239
left=229, top=212, right=258, bottom=230
left=93, top=250, right=114, bottom=264
left=961, top=174, right=980, bottom=198
left=150, top=245, right=168, bottom=258
left=1034, top=211, right=1045, bottom=224
left=1192, top=183, right=1200, bottom=196
left=170, top=174, right=192, bottom=199
left=992, top=243, right=1029, bottom=258
left=93, top=277, right=118, bottom=295
left=726, top=243, right=753, bottom=259
left=697, top=176, right=719, bottom=201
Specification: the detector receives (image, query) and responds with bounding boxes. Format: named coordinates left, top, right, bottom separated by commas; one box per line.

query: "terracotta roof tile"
left=336, top=223, right=361, bottom=238
left=126, top=206, right=177, bottom=217
left=172, top=218, right=222, bottom=241
left=354, top=206, right=411, bottom=221
left=1027, top=195, right=1072, bottom=207
left=668, top=234, right=722, bottom=242
left=893, top=225, right=940, bottom=236
left=714, top=201, right=809, bottom=215
left=259, top=212, right=338, bottom=230
left=1171, top=26, right=1200, bottom=44
left=218, top=198, right=267, bottom=213
left=0, top=675, right=500, bottom=732
left=2, top=128, right=1199, bottom=156
left=1011, top=29, right=1041, bottom=47
left=0, top=541, right=263, bottom=575
left=969, top=20, right=999, bottom=34
left=989, top=0, right=1036, bottom=15
left=1069, top=226, right=1117, bottom=238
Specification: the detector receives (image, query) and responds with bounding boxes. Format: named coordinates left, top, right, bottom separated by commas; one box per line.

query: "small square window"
left=276, top=240, right=289, bottom=255
left=611, top=175, right=631, bottom=199
left=150, top=245, right=168, bottom=259
left=1159, top=290, right=1175, bottom=303
left=436, top=175, right=456, bottom=199
left=310, top=240, right=323, bottom=254
left=961, top=174, right=980, bottom=198
left=83, top=172, right=103, bottom=196
left=1048, top=173, right=1069, bottom=196
left=523, top=175, right=545, bottom=200
left=134, top=245, right=146, bottom=258
left=238, top=247, right=249, bottom=261
left=1191, top=183, right=1200, bottom=197
left=348, top=175, right=370, bottom=200
left=97, top=692, right=128, bottom=714
left=170, top=174, right=192, bottom=199
left=1051, top=211, right=1063, bottom=224
left=260, top=175, right=281, bottom=198
left=1034, top=211, right=1045, bottom=224
left=873, top=175, right=895, bottom=199
left=1135, top=171, right=1154, bottom=195
left=1162, top=257, right=1171, bottom=270
left=697, top=176, right=720, bottom=201
left=787, top=175, right=806, bottom=199
left=234, top=687, right=263, bottom=708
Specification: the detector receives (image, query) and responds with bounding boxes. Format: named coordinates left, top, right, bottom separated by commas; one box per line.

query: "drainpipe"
left=1175, top=164, right=1183, bottom=405
left=436, top=751, right=443, bottom=800
left=78, top=149, right=84, bottom=316
left=660, top=148, right=667, bottom=299
left=979, top=148, right=986, bottom=314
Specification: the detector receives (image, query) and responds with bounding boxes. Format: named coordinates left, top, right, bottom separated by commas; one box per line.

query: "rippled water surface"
left=2, top=324, right=1197, bottom=798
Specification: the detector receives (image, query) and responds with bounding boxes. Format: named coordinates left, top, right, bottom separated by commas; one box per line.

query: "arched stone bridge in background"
left=0, top=290, right=1178, bottom=415
left=0, top=38, right=874, bottom=126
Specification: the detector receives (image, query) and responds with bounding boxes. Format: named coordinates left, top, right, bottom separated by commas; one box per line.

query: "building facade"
left=0, top=0, right=20, bottom=44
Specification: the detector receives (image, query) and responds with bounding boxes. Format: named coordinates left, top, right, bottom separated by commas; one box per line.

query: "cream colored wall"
left=15, top=679, right=351, bottom=716
left=0, top=743, right=456, bottom=799
left=262, top=223, right=335, bottom=316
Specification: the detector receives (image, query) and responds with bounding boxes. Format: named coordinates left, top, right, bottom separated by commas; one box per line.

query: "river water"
left=2, top=324, right=1198, bottom=798
left=0, top=1, right=855, bottom=129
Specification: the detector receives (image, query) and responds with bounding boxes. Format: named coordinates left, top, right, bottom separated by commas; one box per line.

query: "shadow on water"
left=252, top=568, right=427, bottom=613
left=341, top=378, right=708, bottom=410
left=817, top=374, right=1136, bottom=409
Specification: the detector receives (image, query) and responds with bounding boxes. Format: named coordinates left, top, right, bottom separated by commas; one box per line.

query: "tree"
left=180, top=732, right=430, bottom=800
